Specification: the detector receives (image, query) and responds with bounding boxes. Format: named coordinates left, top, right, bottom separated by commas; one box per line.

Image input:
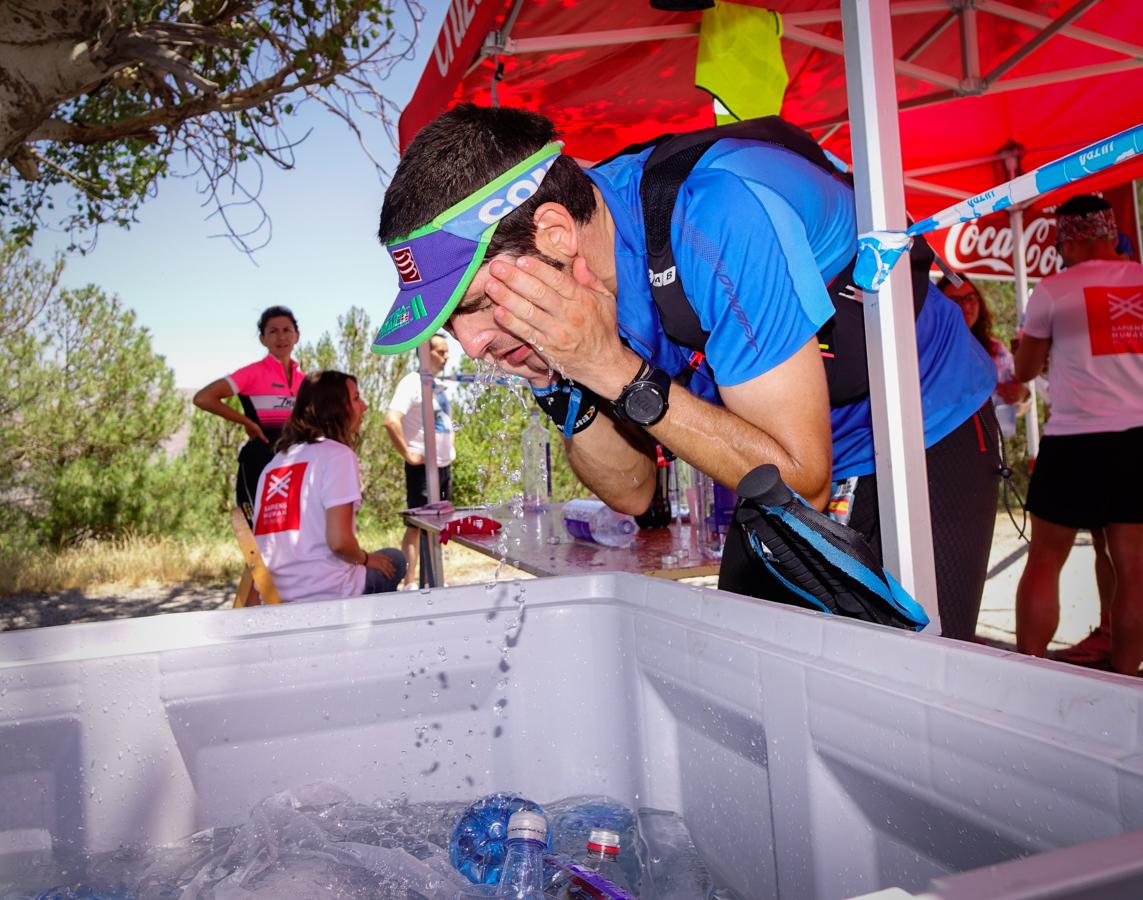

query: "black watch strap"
left=624, top=359, right=651, bottom=391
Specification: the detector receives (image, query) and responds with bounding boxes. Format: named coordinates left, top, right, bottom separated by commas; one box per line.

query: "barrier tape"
left=853, top=121, right=1143, bottom=291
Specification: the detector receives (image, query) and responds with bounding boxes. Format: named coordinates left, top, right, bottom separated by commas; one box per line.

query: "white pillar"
left=841, top=0, right=941, bottom=631
left=1006, top=198, right=1041, bottom=460
left=417, top=341, right=444, bottom=585
left=417, top=342, right=441, bottom=504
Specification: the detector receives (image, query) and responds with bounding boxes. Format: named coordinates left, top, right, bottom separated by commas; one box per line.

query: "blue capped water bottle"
left=449, top=793, right=547, bottom=885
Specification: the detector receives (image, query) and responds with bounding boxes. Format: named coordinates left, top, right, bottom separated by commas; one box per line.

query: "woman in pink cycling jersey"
left=193, top=306, right=304, bottom=521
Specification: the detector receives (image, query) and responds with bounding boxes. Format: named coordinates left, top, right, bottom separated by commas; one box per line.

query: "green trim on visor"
left=388, top=142, right=565, bottom=245
left=370, top=223, right=497, bottom=355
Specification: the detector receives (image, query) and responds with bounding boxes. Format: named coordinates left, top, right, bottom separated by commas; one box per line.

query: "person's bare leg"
left=1055, top=529, right=1115, bottom=665
left=401, top=525, right=420, bottom=588
left=1105, top=522, right=1143, bottom=676
left=1092, top=527, right=1113, bottom=632
left=1016, top=515, right=1079, bottom=657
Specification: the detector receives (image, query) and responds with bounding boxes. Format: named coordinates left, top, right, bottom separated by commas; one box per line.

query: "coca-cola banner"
left=932, top=182, right=1140, bottom=281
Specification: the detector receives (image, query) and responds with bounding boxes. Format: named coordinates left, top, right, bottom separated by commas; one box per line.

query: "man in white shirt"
left=384, top=334, right=456, bottom=589
left=1014, top=195, right=1143, bottom=676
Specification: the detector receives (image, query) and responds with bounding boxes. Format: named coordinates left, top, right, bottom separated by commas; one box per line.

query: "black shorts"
left=236, top=436, right=279, bottom=522
left=1026, top=426, right=1143, bottom=529
left=405, top=462, right=453, bottom=509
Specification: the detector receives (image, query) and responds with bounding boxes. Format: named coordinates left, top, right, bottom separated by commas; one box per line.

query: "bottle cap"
left=587, top=828, right=621, bottom=855
left=506, top=810, right=547, bottom=844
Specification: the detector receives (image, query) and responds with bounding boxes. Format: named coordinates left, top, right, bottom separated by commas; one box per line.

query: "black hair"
left=378, top=104, right=597, bottom=263
left=258, top=305, right=299, bottom=335
left=1055, top=194, right=1112, bottom=218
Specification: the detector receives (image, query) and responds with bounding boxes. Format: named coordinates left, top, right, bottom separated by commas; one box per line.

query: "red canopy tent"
left=402, top=0, right=1143, bottom=216
left=399, top=0, right=1143, bottom=621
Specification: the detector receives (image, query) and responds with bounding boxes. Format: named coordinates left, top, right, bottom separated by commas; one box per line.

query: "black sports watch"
left=614, top=360, right=671, bottom=426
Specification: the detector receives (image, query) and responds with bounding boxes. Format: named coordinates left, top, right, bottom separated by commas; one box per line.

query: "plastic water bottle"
left=450, top=793, right=547, bottom=885
left=561, top=499, right=637, bottom=549
left=495, top=810, right=547, bottom=898
left=692, top=471, right=736, bottom=560
left=553, top=829, right=635, bottom=899
left=521, top=409, right=552, bottom=511
left=637, top=807, right=715, bottom=899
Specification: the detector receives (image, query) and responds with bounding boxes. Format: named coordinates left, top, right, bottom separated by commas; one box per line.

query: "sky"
left=29, top=3, right=451, bottom=390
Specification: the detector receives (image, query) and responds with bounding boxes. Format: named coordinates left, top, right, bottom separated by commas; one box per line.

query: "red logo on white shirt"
left=254, top=462, right=307, bottom=534
left=1086, top=286, right=1143, bottom=356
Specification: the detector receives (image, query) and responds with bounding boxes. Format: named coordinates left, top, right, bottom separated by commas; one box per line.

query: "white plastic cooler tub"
left=1, top=572, right=1141, bottom=899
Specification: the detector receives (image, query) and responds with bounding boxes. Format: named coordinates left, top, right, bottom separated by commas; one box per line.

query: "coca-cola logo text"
left=942, top=215, right=1064, bottom=280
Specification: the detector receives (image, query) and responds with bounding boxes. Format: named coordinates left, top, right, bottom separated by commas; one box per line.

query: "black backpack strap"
left=642, top=138, right=719, bottom=352
left=607, top=115, right=930, bottom=408
left=635, top=117, right=846, bottom=363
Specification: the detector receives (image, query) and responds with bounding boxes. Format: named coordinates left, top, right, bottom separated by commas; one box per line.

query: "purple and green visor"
left=372, top=141, right=564, bottom=354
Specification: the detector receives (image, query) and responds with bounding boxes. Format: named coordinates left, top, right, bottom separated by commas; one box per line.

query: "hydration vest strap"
left=606, top=116, right=934, bottom=409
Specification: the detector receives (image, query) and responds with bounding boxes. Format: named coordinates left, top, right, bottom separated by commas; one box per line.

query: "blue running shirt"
left=586, top=139, right=995, bottom=478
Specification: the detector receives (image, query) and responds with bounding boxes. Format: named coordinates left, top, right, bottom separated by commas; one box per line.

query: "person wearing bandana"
left=1014, top=194, right=1143, bottom=676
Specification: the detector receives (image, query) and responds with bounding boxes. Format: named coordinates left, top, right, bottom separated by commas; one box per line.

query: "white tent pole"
left=1004, top=157, right=1041, bottom=460
left=416, top=341, right=444, bottom=585
left=417, top=342, right=441, bottom=505
left=841, top=0, right=941, bottom=630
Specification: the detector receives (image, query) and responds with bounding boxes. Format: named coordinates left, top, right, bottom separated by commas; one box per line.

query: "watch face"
left=625, top=382, right=666, bottom=425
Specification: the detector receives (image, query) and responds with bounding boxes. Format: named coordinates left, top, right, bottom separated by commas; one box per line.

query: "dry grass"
left=1, top=534, right=242, bottom=595
left=0, top=526, right=529, bottom=596
left=438, top=542, right=532, bottom=586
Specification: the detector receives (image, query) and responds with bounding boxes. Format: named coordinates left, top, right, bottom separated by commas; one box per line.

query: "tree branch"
left=26, top=45, right=361, bottom=146
left=28, top=149, right=109, bottom=195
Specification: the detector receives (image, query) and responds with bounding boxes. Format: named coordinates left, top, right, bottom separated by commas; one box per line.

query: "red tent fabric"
left=401, top=0, right=1143, bottom=218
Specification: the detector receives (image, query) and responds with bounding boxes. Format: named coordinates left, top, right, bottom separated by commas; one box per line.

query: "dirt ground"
left=0, top=544, right=525, bottom=632
left=0, top=515, right=1104, bottom=658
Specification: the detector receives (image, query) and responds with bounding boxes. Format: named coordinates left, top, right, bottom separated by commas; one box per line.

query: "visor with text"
left=372, top=142, right=564, bottom=354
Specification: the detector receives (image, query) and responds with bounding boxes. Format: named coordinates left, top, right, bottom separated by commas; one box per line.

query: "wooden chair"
left=230, top=507, right=283, bottom=607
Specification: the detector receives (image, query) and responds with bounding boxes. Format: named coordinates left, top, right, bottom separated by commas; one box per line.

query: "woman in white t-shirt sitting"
left=252, top=370, right=406, bottom=601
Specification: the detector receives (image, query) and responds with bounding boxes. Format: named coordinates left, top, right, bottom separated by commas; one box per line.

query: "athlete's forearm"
left=562, top=416, right=656, bottom=516
left=196, top=395, right=255, bottom=429
left=647, top=388, right=831, bottom=510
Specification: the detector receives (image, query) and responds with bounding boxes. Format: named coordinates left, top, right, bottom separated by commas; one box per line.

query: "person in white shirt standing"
left=384, top=333, right=456, bottom=589
left=253, top=370, right=405, bottom=602
left=1014, top=195, right=1143, bottom=676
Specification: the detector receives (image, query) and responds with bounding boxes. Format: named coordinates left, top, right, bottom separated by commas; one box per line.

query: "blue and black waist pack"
left=733, top=465, right=929, bottom=631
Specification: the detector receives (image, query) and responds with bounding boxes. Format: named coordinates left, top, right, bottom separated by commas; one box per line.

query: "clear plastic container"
left=691, top=471, right=736, bottom=560
left=521, top=410, right=552, bottom=511
left=553, top=828, right=634, bottom=899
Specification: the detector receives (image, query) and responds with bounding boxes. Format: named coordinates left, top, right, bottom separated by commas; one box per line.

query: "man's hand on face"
left=485, top=255, right=641, bottom=400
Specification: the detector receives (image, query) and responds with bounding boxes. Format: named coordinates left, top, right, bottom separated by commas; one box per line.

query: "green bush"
left=0, top=242, right=184, bottom=546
